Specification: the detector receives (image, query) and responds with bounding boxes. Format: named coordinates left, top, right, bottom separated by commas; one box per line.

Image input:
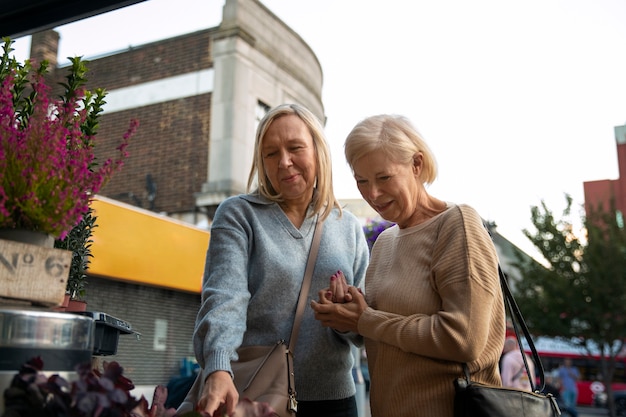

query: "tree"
left=514, top=194, right=626, bottom=417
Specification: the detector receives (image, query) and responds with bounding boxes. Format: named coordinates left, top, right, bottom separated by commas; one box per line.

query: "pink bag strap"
left=288, top=217, right=324, bottom=352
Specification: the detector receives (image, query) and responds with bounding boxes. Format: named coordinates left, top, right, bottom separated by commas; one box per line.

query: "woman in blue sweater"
left=189, top=104, right=369, bottom=417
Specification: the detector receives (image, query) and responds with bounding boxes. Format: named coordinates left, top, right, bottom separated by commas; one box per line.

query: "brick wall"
left=90, top=30, right=214, bottom=214
left=37, top=29, right=216, bottom=215
left=79, top=30, right=214, bottom=91
left=85, top=276, right=200, bottom=386
left=94, top=95, right=211, bottom=214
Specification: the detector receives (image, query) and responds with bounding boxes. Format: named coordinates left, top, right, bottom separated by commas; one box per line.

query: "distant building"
left=583, top=124, right=626, bottom=222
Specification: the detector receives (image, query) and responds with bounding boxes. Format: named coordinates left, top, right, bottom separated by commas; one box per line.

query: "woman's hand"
left=214, top=398, right=278, bottom=417
left=325, top=270, right=353, bottom=303
left=197, top=370, right=239, bottom=416
left=310, top=286, right=367, bottom=333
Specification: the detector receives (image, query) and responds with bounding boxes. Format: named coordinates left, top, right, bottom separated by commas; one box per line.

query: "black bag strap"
left=499, top=264, right=546, bottom=393
left=461, top=264, right=546, bottom=394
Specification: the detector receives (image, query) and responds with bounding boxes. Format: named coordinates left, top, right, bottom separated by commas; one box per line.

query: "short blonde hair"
left=247, top=103, right=340, bottom=220
left=344, top=114, right=437, bottom=184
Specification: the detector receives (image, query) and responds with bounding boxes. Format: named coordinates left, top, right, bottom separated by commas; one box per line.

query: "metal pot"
left=0, top=308, right=94, bottom=413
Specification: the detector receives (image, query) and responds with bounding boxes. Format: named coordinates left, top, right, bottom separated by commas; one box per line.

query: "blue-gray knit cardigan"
left=192, top=193, right=370, bottom=401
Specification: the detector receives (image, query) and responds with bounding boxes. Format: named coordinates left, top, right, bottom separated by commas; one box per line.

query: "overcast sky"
left=10, top=0, right=626, bottom=258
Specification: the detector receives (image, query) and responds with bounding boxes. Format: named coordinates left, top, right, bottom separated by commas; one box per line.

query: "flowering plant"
left=363, top=218, right=395, bottom=252
left=0, top=38, right=137, bottom=239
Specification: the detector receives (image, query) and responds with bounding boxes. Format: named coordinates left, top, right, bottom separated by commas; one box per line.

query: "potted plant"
left=0, top=37, right=138, bottom=306
left=2, top=357, right=177, bottom=417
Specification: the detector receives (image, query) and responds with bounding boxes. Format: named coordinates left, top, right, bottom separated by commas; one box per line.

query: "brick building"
left=27, top=0, right=325, bottom=388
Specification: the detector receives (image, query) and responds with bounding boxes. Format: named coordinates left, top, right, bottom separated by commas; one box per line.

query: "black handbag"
left=453, top=265, right=562, bottom=417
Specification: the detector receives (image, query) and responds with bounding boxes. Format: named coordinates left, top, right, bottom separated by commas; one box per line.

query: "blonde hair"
left=247, top=103, right=340, bottom=220
left=344, top=114, right=437, bottom=184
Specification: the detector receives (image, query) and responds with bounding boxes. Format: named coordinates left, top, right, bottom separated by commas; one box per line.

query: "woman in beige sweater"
left=311, top=114, right=506, bottom=417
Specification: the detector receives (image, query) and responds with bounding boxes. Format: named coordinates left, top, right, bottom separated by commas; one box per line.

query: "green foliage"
left=515, top=194, right=626, bottom=345
left=61, top=56, right=108, bottom=144
left=51, top=56, right=101, bottom=301
left=54, top=207, right=96, bottom=300
left=514, top=194, right=626, bottom=415
left=514, top=195, right=586, bottom=336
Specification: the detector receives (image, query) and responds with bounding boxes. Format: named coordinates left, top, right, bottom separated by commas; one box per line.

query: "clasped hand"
left=310, top=270, right=367, bottom=333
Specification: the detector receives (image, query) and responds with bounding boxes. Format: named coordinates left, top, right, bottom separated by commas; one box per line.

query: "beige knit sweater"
left=359, top=204, right=505, bottom=417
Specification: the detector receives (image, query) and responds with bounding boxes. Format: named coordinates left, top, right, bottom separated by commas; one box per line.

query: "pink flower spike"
left=0, top=40, right=138, bottom=238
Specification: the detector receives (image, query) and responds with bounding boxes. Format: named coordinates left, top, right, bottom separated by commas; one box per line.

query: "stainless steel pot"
left=0, top=308, right=94, bottom=413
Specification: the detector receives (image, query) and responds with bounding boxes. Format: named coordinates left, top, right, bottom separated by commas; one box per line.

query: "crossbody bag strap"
left=461, top=264, right=546, bottom=393
left=288, top=217, right=324, bottom=352
left=467, top=226, right=546, bottom=393
left=499, top=265, right=546, bottom=393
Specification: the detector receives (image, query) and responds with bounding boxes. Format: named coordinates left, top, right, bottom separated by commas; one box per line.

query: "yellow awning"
left=89, top=195, right=209, bottom=293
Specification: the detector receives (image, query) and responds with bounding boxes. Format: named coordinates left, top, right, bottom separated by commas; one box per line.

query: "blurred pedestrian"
left=543, top=374, right=578, bottom=417
left=558, top=358, right=581, bottom=410
left=500, top=336, right=536, bottom=391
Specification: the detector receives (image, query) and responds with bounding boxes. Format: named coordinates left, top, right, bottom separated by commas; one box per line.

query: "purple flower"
left=363, top=218, right=395, bottom=252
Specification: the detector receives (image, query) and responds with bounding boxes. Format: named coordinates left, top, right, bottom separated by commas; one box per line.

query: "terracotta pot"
left=66, top=299, right=87, bottom=312
left=53, top=294, right=71, bottom=311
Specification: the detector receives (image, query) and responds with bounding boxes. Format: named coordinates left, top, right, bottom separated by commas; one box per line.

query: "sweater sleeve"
left=192, top=197, right=251, bottom=380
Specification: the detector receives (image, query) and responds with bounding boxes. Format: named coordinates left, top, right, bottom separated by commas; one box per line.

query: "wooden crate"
left=0, top=238, right=71, bottom=306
